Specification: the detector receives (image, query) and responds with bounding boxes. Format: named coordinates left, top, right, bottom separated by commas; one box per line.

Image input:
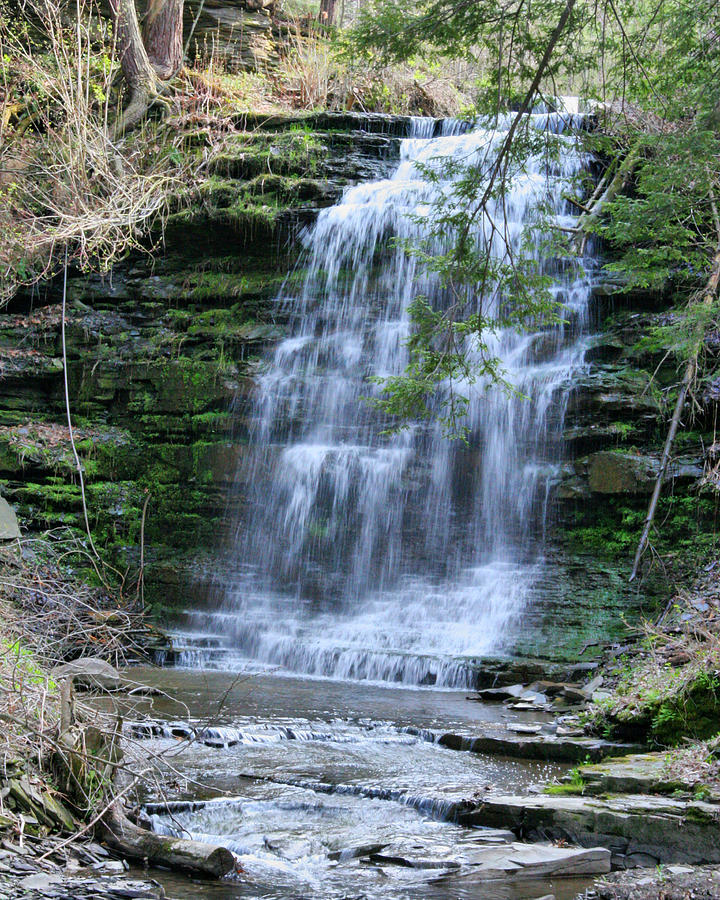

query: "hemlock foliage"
left=350, top=0, right=720, bottom=431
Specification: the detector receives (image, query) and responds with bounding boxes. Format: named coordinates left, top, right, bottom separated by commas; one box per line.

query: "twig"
left=35, top=772, right=147, bottom=863
left=61, top=251, right=100, bottom=561
left=135, top=492, right=151, bottom=605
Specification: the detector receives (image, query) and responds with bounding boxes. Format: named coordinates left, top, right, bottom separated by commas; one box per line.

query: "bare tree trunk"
left=319, top=0, right=336, bottom=23
left=108, top=0, right=159, bottom=136
left=629, top=238, right=720, bottom=581
left=572, top=144, right=641, bottom=256
left=710, top=97, right=720, bottom=131
left=108, top=0, right=157, bottom=97
left=108, top=0, right=184, bottom=136
left=143, top=0, right=184, bottom=80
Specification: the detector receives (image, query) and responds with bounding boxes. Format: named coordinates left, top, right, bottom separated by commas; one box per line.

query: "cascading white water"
left=179, top=109, right=593, bottom=686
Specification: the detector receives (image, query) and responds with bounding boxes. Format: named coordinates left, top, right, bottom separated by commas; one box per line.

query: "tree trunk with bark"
left=319, top=0, right=336, bottom=24
left=108, top=0, right=184, bottom=136
left=143, top=0, right=184, bottom=80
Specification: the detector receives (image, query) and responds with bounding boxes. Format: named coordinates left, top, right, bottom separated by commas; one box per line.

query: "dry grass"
left=0, top=627, right=60, bottom=766
left=0, top=0, right=200, bottom=305
left=271, top=24, right=471, bottom=115
left=0, top=1, right=474, bottom=306
left=593, top=562, right=720, bottom=746
left=607, top=625, right=720, bottom=718
left=0, top=531, right=208, bottom=836
left=186, top=19, right=471, bottom=117
left=660, top=737, right=720, bottom=790
left=0, top=531, right=162, bottom=668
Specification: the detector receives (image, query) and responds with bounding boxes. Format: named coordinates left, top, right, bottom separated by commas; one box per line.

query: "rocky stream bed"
left=4, top=662, right=720, bottom=900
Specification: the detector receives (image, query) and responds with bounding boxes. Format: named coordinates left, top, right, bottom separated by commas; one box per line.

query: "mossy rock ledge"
left=0, top=115, right=408, bottom=612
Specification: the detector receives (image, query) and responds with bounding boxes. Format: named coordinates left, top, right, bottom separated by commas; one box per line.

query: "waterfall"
left=180, top=109, right=593, bottom=686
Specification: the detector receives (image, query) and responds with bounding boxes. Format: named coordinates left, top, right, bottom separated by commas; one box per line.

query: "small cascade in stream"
left=179, top=108, right=594, bottom=686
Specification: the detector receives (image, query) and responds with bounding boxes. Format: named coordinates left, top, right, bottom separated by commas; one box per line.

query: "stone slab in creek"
left=457, top=792, right=720, bottom=865
left=369, top=841, right=610, bottom=878
left=461, top=842, right=611, bottom=879
left=434, top=728, right=644, bottom=762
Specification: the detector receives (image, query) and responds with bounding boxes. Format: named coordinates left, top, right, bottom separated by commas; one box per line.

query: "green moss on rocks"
left=209, top=129, right=328, bottom=180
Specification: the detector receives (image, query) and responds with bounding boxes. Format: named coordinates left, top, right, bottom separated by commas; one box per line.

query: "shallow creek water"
left=108, top=667, right=593, bottom=900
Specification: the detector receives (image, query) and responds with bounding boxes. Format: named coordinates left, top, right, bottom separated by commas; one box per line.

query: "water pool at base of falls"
left=114, top=668, right=596, bottom=900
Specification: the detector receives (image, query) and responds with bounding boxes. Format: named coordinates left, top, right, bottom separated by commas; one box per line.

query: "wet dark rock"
left=235, top=110, right=430, bottom=136
left=588, top=452, right=662, bottom=494
left=0, top=875, right=165, bottom=899
left=566, top=662, right=601, bottom=681
left=369, top=850, right=461, bottom=869
left=528, top=681, right=581, bottom=697
left=555, top=450, right=704, bottom=496
left=561, top=686, right=589, bottom=704
left=457, top=793, right=720, bottom=864
left=327, top=843, right=388, bottom=862
left=473, top=684, right=527, bottom=702
left=433, top=729, right=643, bottom=762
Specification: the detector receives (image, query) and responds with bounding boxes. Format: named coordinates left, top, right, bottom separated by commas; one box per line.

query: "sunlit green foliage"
left=351, top=0, right=720, bottom=432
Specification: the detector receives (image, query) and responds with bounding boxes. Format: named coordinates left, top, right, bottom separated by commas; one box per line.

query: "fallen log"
left=100, top=802, right=237, bottom=877
left=53, top=658, right=237, bottom=879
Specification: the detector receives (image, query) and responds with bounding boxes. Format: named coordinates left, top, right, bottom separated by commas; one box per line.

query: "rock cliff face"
left=188, top=0, right=279, bottom=70
left=516, top=288, right=717, bottom=662
left=0, top=113, right=413, bottom=612
left=0, top=113, right=715, bottom=658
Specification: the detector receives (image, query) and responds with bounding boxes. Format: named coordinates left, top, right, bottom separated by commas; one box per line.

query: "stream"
left=114, top=667, right=594, bottom=900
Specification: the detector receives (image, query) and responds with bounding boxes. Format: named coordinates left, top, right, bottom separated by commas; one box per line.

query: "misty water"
left=139, top=109, right=600, bottom=898
left=177, top=107, right=593, bottom=686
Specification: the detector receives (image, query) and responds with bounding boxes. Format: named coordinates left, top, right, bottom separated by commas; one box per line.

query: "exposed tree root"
left=111, top=82, right=157, bottom=139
